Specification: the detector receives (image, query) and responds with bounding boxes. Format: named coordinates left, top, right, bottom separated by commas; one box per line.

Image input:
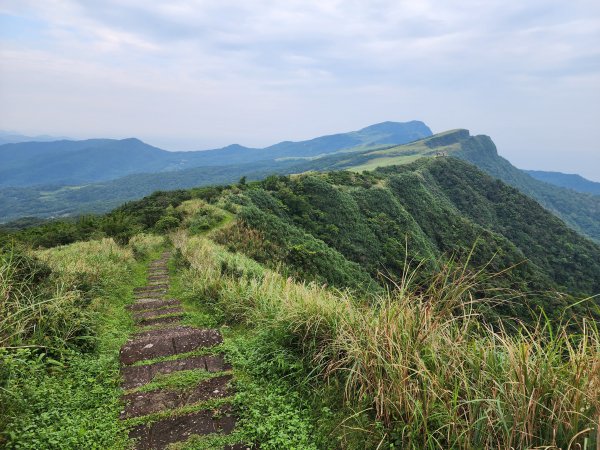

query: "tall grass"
left=0, top=245, right=84, bottom=351
left=173, top=231, right=600, bottom=449
left=1, top=234, right=164, bottom=448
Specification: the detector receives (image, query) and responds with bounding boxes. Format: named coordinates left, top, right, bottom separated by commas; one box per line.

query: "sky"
left=0, top=1, right=599, bottom=180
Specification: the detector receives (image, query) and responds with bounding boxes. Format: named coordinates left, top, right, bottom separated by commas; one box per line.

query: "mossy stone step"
left=134, top=291, right=168, bottom=299
left=120, top=327, right=223, bottom=365
left=121, top=355, right=230, bottom=390
left=134, top=307, right=184, bottom=321
left=147, top=278, right=169, bottom=284
left=121, top=374, right=233, bottom=418
left=129, top=405, right=236, bottom=449
left=137, top=315, right=183, bottom=328
left=128, top=299, right=180, bottom=312
left=134, top=284, right=169, bottom=292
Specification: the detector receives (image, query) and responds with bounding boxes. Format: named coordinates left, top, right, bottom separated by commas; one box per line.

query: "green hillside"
left=2, top=127, right=598, bottom=252
left=314, top=130, right=600, bottom=242
left=1, top=158, right=598, bottom=449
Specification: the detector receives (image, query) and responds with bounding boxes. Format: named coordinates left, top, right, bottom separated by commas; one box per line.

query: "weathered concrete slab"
left=121, top=374, right=233, bottom=418
left=134, top=284, right=169, bottom=293
left=205, top=354, right=232, bottom=373
left=120, top=328, right=223, bottom=365
left=128, top=406, right=236, bottom=449
left=128, top=299, right=180, bottom=312
left=134, top=307, right=184, bottom=321
left=122, top=355, right=210, bottom=389
left=137, top=314, right=183, bottom=328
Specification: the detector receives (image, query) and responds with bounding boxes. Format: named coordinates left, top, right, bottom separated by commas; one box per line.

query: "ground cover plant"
left=0, top=234, right=165, bottom=448
left=172, top=226, right=600, bottom=449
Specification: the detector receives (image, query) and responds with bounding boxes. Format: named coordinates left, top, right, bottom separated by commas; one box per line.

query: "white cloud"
left=0, top=0, right=598, bottom=178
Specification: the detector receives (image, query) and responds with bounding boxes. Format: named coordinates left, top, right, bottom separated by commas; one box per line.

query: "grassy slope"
left=2, top=189, right=599, bottom=449
left=330, top=130, right=600, bottom=243
left=0, top=235, right=165, bottom=448
left=210, top=161, right=600, bottom=322
left=169, top=203, right=600, bottom=449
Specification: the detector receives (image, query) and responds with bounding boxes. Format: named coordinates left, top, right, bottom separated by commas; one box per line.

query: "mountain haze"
left=0, top=121, right=432, bottom=188
left=525, top=170, right=600, bottom=196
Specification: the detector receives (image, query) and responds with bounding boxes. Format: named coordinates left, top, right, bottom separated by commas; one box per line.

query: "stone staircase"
left=119, top=252, right=247, bottom=449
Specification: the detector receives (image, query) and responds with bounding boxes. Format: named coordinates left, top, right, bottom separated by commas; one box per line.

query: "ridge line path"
left=119, top=251, right=249, bottom=450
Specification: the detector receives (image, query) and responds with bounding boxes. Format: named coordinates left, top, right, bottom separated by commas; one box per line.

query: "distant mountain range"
left=525, top=170, right=600, bottom=196
left=0, top=121, right=432, bottom=187
left=0, top=122, right=598, bottom=245
left=0, top=131, right=69, bottom=146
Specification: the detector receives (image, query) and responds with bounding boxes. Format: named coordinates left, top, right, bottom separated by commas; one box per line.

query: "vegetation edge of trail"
left=171, top=223, right=600, bottom=450
left=0, top=234, right=166, bottom=449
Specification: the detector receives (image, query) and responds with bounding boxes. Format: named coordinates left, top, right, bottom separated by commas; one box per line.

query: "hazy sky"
left=1, top=1, right=599, bottom=180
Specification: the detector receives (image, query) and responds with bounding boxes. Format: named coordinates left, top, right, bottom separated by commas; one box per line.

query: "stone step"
left=146, top=278, right=169, bottom=287
left=120, top=327, right=223, bottom=365
left=134, top=297, right=166, bottom=304
left=128, top=299, right=181, bottom=312
left=134, top=290, right=168, bottom=297
left=134, top=291, right=167, bottom=299
left=134, top=307, right=184, bottom=321
left=137, top=315, right=183, bottom=328
left=121, top=355, right=230, bottom=390
left=129, top=405, right=236, bottom=450
left=121, top=374, right=233, bottom=418
left=134, top=284, right=169, bottom=293
left=147, top=277, right=169, bottom=283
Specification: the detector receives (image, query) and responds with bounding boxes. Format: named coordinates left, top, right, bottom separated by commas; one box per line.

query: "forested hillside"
left=2, top=127, right=598, bottom=250
left=4, top=158, right=599, bottom=315
left=2, top=157, right=599, bottom=449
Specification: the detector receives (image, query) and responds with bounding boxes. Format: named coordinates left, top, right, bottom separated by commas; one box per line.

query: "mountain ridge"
left=1, top=125, right=598, bottom=246
left=525, top=170, right=600, bottom=195
left=0, top=121, right=432, bottom=188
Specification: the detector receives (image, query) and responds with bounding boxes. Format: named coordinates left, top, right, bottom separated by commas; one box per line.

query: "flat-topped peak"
left=424, top=129, right=470, bottom=148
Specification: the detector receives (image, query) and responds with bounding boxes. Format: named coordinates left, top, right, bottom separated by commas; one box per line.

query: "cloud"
left=0, top=0, right=599, bottom=179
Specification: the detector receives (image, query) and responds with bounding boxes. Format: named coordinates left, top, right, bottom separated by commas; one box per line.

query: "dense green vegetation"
left=2, top=155, right=599, bottom=449
left=0, top=234, right=165, bottom=448
left=2, top=127, right=599, bottom=252
left=451, top=134, right=600, bottom=242
left=172, top=228, right=600, bottom=449
left=210, top=161, right=599, bottom=322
